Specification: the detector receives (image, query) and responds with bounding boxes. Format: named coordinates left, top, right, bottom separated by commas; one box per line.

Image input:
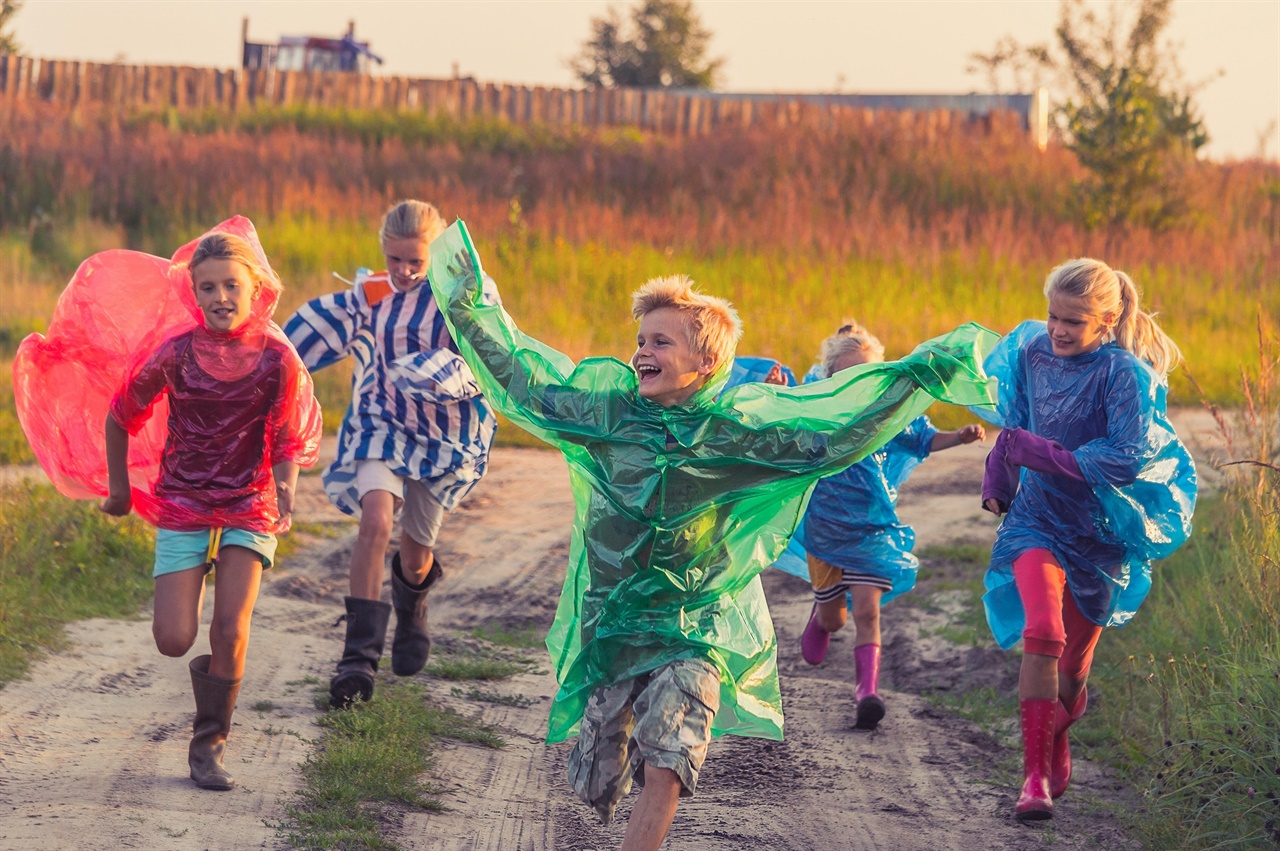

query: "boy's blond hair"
left=630, top=275, right=743, bottom=368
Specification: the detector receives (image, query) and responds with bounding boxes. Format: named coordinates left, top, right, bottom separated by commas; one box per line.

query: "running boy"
left=285, top=200, right=497, bottom=708
left=427, top=221, right=997, bottom=849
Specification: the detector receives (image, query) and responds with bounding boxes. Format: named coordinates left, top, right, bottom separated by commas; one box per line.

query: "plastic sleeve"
left=268, top=344, right=324, bottom=468
left=719, top=324, right=998, bottom=475
left=427, top=222, right=626, bottom=441
left=109, top=342, right=173, bottom=435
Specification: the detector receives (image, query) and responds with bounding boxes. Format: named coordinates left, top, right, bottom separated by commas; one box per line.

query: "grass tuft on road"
left=280, top=678, right=505, bottom=851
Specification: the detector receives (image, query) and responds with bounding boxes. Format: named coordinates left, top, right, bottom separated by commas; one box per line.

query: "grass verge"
left=278, top=677, right=505, bottom=851
left=1080, top=319, right=1280, bottom=848
left=0, top=482, right=154, bottom=686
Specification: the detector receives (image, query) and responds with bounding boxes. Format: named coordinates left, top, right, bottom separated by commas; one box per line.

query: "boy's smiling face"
left=632, top=307, right=717, bottom=407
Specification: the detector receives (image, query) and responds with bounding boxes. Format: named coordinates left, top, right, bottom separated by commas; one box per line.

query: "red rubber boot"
left=1051, top=689, right=1087, bottom=798
left=800, top=603, right=831, bottom=665
left=853, top=643, right=885, bottom=730
left=1015, top=698, right=1057, bottom=821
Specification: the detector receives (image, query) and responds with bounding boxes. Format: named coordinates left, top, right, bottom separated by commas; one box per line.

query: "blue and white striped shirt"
left=284, top=269, right=497, bottom=515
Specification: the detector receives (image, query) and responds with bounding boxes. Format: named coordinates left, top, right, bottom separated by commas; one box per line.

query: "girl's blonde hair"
left=817, top=320, right=885, bottom=378
left=630, top=275, right=743, bottom=368
left=187, top=232, right=280, bottom=292
left=1044, top=258, right=1181, bottom=378
left=379, top=199, right=446, bottom=246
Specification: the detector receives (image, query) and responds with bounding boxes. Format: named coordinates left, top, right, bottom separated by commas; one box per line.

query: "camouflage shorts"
left=567, top=657, right=721, bottom=824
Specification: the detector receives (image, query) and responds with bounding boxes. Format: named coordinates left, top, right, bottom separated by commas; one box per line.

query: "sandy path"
left=0, top=411, right=1221, bottom=849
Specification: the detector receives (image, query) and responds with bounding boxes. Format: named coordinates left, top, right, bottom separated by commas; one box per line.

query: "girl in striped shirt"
left=284, top=200, right=497, bottom=708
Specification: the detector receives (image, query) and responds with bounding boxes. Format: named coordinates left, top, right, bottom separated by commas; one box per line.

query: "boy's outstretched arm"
left=100, top=414, right=132, bottom=516
left=427, top=222, right=631, bottom=442
left=720, top=323, right=999, bottom=478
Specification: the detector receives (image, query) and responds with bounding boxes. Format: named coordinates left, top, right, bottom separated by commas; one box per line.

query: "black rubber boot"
left=188, top=655, right=241, bottom=791
left=329, top=596, right=392, bottom=709
left=390, top=552, right=443, bottom=677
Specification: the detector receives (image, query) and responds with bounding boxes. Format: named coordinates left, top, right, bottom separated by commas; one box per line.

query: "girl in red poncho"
left=96, top=230, right=322, bottom=791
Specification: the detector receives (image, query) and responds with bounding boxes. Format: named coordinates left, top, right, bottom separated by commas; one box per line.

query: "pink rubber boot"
left=853, top=643, right=885, bottom=730
left=800, top=603, right=831, bottom=665
left=1051, top=689, right=1088, bottom=799
left=1015, top=698, right=1057, bottom=821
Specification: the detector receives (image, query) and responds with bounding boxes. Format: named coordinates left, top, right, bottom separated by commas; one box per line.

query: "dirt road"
left=1, top=413, right=1222, bottom=849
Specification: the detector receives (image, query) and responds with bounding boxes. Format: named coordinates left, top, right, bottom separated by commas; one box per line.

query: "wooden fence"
left=0, top=55, right=1040, bottom=142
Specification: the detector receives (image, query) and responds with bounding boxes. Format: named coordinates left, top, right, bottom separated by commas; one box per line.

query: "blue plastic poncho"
left=971, top=321, right=1197, bottom=648
left=780, top=415, right=938, bottom=603
left=728, top=356, right=797, bottom=388
left=429, top=222, right=998, bottom=743
left=727, top=362, right=938, bottom=603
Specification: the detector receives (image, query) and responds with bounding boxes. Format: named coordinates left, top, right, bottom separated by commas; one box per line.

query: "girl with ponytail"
left=974, top=258, right=1196, bottom=822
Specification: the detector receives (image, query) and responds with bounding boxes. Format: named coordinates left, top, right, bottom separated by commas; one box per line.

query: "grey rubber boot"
left=329, top=596, right=392, bottom=708
left=188, top=654, right=242, bottom=791
left=390, top=552, right=443, bottom=677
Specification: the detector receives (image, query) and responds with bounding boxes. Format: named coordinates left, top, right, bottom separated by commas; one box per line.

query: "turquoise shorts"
left=153, top=527, right=277, bottom=579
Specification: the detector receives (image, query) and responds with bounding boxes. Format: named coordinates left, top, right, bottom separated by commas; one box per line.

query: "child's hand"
left=958, top=424, right=986, bottom=444
left=276, top=482, right=295, bottom=532
left=982, top=497, right=1005, bottom=516
left=99, top=492, right=132, bottom=516
left=763, top=364, right=787, bottom=386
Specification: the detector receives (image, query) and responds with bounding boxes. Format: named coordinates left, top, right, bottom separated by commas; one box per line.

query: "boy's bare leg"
left=815, top=597, right=847, bottom=633
left=207, top=546, right=264, bottom=680
left=351, top=490, right=396, bottom=599
left=621, top=766, right=681, bottom=851
left=851, top=586, right=883, bottom=646
left=153, top=567, right=207, bottom=658
left=397, top=532, right=435, bottom=585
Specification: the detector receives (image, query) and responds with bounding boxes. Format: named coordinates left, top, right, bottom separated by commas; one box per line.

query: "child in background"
left=796, top=322, right=984, bottom=730
left=95, top=229, right=322, bottom=789
left=284, top=200, right=497, bottom=709
left=976, top=258, right=1196, bottom=821
left=427, top=220, right=996, bottom=850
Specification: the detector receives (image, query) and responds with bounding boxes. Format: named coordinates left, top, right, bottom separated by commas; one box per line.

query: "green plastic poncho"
left=429, top=222, right=998, bottom=743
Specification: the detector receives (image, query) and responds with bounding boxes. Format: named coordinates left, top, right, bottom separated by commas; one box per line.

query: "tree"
left=571, top=0, right=723, bottom=89
left=968, top=0, right=1210, bottom=229
left=0, top=0, right=22, bottom=55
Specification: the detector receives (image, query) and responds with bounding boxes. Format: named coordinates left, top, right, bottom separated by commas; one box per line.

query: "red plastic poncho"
left=13, top=216, right=322, bottom=532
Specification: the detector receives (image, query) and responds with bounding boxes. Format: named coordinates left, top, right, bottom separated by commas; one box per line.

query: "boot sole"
left=193, top=777, right=235, bottom=791
left=1016, top=807, right=1053, bottom=822
left=855, top=696, right=886, bottom=730
left=329, top=671, right=375, bottom=709
left=390, top=649, right=429, bottom=678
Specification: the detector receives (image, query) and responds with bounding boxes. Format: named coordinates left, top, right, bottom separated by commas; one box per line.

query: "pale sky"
left=13, top=0, right=1280, bottom=160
